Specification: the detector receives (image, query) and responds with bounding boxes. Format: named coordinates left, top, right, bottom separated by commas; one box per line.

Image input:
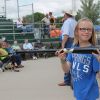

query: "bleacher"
left=0, top=16, right=60, bottom=45
left=0, top=16, right=34, bottom=43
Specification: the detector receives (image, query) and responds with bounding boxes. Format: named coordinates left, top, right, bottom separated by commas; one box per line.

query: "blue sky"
left=0, top=0, right=98, bottom=20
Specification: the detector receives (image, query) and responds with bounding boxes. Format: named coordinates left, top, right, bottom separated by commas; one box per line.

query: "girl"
left=57, top=18, right=100, bottom=100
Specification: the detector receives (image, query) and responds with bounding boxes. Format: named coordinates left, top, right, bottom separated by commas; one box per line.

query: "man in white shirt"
left=23, top=39, right=33, bottom=50
left=58, top=10, right=77, bottom=86
left=41, top=14, right=50, bottom=38
left=23, top=39, right=33, bottom=59
left=41, top=14, right=50, bottom=26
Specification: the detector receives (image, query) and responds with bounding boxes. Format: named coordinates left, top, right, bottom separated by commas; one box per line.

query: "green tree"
left=75, top=11, right=81, bottom=21
left=33, top=12, right=45, bottom=22
left=56, top=16, right=63, bottom=28
left=77, top=0, right=100, bottom=24
left=22, top=12, right=45, bottom=23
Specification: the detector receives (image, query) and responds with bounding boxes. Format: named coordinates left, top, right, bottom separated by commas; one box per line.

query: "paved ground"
left=0, top=57, right=75, bottom=100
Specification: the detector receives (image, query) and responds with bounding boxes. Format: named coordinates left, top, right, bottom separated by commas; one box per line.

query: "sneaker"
left=13, top=69, right=20, bottom=72
left=33, top=56, right=37, bottom=60
left=17, top=65, right=24, bottom=68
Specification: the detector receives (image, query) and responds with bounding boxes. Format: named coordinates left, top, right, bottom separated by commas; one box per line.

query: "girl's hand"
left=92, top=49, right=100, bottom=62
left=55, top=49, right=66, bottom=60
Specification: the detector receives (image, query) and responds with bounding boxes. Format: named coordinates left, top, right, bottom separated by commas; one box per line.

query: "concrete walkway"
left=0, top=57, right=74, bottom=100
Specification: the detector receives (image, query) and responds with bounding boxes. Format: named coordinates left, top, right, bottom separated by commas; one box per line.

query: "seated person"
left=23, top=39, right=33, bottom=50
left=23, top=39, right=37, bottom=59
left=16, top=18, right=26, bottom=32
left=1, top=40, right=24, bottom=71
left=7, top=45, right=24, bottom=69
left=0, top=41, right=10, bottom=71
left=34, top=40, right=44, bottom=58
left=11, top=40, right=21, bottom=51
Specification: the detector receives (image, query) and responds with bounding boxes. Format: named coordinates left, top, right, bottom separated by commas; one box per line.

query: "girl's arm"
left=57, top=49, right=71, bottom=73
left=92, top=49, right=100, bottom=75
left=60, top=58, right=71, bottom=73
left=92, top=49, right=100, bottom=62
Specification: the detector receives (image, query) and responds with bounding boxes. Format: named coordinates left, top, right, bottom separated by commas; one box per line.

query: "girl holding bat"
left=57, top=18, right=100, bottom=100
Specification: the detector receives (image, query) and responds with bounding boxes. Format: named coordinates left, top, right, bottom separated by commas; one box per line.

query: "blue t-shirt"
left=67, top=46, right=100, bottom=100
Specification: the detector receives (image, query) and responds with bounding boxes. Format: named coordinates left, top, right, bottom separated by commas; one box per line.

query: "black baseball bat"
left=15, top=47, right=99, bottom=54
left=0, top=48, right=99, bottom=57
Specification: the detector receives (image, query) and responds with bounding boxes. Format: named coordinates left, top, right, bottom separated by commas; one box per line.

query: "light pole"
left=17, top=0, right=19, bottom=19
left=72, top=0, right=76, bottom=12
left=4, top=0, right=10, bottom=18
left=19, top=3, right=34, bottom=24
left=32, top=3, right=34, bottom=28
left=4, top=0, right=6, bottom=18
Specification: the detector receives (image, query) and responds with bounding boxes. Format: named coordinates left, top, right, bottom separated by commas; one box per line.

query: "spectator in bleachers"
left=49, top=12, right=55, bottom=25
left=1, top=40, right=24, bottom=71
left=49, top=12, right=56, bottom=30
left=23, top=39, right=37, bottom=60
left=34, top=39, right=43, bottom=49
left=0, top=41, right=9, bottom=72
left=11, top=40, right=24, bottom=68
left=16, top=18, right=26, bottom=32
left=23, top=39, right=33, bottom=50
left=11, top=40, right=21, bottom=51
left=41, top=14, right=50, bottom=38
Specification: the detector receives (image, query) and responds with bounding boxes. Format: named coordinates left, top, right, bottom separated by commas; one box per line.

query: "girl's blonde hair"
left=74, top=18, right=96, bottom=46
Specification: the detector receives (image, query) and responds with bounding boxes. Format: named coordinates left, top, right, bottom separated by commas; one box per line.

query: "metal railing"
left=0, top=22, right=62, bottom=41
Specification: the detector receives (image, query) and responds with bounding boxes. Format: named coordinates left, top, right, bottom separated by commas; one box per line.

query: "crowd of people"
left=0, top=37, right=47, bottom=72
left=41, top=12, right=61, bottom=38
left=0, top=38, right=24, bottom=72
left=0, top=36, right=60, bottom=72
left=16, top=12, right=61, bottom=39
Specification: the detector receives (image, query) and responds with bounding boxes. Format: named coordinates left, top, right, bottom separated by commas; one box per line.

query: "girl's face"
left=77, top=20, right=93, bottom=43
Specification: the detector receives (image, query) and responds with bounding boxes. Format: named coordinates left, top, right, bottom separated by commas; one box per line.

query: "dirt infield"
left=0, top=57, right=74, bottom=100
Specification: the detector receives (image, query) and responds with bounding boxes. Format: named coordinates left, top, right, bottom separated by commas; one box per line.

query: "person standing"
left=41, top=14, right=50, bottom=38
left=58, top=10, right=77, bottom=86
left=49, top=12, right=56, bottom=30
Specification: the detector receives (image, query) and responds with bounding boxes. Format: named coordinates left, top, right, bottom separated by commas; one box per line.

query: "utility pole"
left=4, top=0, right=6, bottom=18
left=17, top=0, right=19, bottom=19
left=19, top=3, right=34, bottom=24
left=32, top=3, right=34, bottom=28
left=4, top=0, right=10, bottom=18
left=72, top=0, right=76, bottom=12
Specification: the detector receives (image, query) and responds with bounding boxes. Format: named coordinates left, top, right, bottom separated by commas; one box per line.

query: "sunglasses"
left=78, top=28, right=92, bottom=32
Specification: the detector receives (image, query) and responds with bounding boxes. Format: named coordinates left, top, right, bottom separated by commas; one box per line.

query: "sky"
left=0, top=0, right=98, bottom=20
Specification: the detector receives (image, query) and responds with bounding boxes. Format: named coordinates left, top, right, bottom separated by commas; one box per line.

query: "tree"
left=56, top=16, right=63, bottom=28
left=22, top=12, right=45, bottom=23
left=77, top=0, right=100, bottom=24
left=33, top=12, right=45, bottom=22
